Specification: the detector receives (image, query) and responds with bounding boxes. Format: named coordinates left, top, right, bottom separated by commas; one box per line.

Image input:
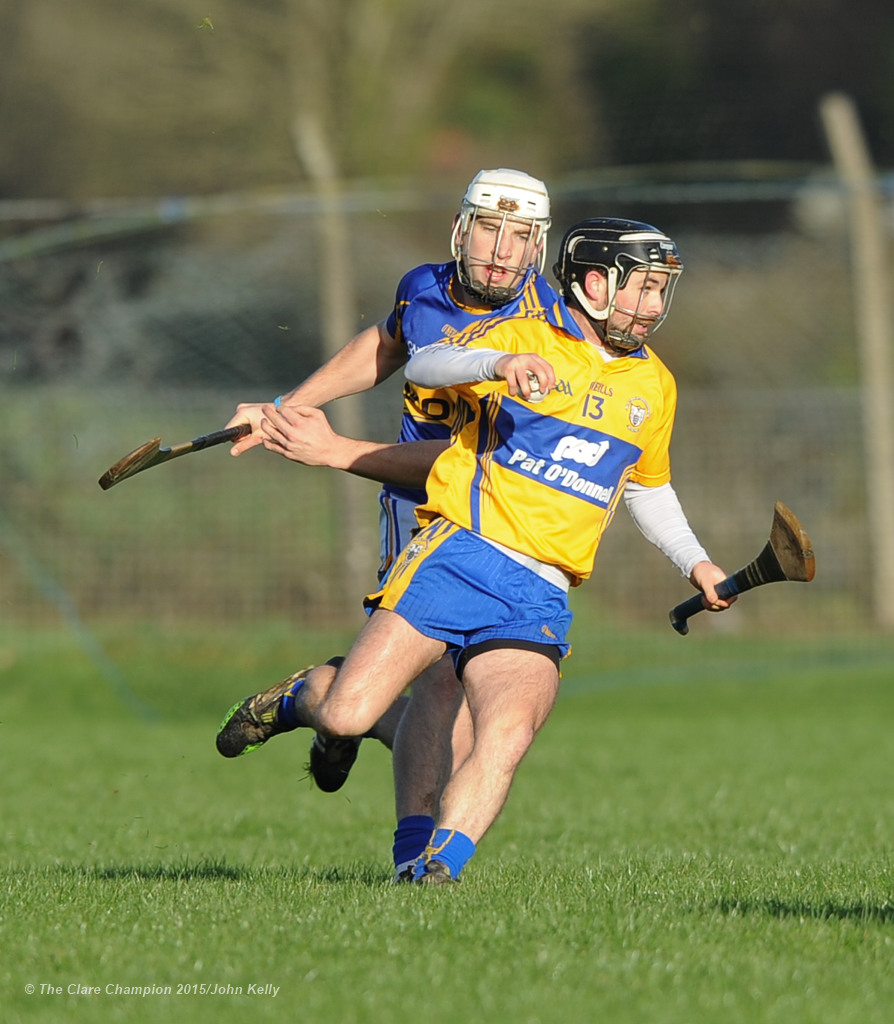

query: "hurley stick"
left=669, top=501, right=815, bottom=635
left=99, top=423, right=251, bottom=490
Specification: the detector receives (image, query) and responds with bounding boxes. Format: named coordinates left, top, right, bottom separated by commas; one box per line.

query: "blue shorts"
left=365, top=518, right=572, bottom=669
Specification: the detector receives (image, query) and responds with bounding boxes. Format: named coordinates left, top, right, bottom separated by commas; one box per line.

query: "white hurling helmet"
left=450, top=168, right=551, bottom=305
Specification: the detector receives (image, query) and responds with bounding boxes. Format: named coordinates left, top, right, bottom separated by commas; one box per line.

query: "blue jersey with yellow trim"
left=383, top=262, right=561, bottom=504
left=414, top=304, right=678, bottom=586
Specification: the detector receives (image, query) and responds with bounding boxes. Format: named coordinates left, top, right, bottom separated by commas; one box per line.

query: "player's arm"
left=406, top=342, right=555, bottom=401
left=283, top=320, right=407, bottom=405
left=226, top=321, right=406, bottom=455
left=259, top=403, right=446, bottom=487
left=624, top=482, right=734, bottom=611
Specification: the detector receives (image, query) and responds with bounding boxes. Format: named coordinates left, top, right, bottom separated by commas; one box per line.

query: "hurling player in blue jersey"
left=217, top=169, right=558, bottom=880
left=218, top=218, right=734, bottom=884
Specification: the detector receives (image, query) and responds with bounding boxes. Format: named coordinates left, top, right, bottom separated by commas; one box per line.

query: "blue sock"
left=413, top=828, right=476, bottom=880
left=277, top=676, right=305, bottom=730
left=281, top=656, right=340, bottom=731
left=392, top=815, right=435, bottom=870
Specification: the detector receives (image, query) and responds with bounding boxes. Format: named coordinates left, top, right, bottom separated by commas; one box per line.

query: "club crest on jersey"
left=625, top=397, right=650, bottom=432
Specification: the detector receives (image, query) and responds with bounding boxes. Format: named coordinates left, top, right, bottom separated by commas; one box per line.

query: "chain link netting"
left=0, top=190, right=879, bottom=635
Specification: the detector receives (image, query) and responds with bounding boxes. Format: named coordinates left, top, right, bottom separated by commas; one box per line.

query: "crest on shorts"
left=625, top=397, right=650, bottom=432
left=398, top=540, right=426, bottom=569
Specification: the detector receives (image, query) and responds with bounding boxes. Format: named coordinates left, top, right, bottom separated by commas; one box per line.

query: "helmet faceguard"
left=451, top=168, right=551, bottom=306
left=552, top=218, right=683, bottom=351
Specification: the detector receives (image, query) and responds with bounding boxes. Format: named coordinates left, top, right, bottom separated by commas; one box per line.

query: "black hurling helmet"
left=553, top=218, right=683, bottom=351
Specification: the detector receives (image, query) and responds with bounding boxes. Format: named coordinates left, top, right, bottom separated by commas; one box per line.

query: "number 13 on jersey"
left=582, top=392, right=604, bottom=421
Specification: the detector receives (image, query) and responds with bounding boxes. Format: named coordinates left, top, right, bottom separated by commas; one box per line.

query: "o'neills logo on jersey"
left=507, top=435, right=615, bottom=505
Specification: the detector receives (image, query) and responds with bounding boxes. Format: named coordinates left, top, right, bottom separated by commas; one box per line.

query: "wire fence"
left=0, top=177, right=886, bottom=636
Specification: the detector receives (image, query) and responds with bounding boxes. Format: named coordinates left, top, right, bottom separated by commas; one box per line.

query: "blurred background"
left=1, top=0, right=892, bottom=639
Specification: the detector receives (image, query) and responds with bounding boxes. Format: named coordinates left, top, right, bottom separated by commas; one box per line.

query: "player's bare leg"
left=307, top=691, right=410, bottom=793
left=392, top=658, right=468, bottom=819
left=366, top=694, right=411, bottom=749
left=218, top=611, right=444, bottom=760
left=448, top=696, right=474, bottom=774
left=413, top=646, right=559, bottom=883
left=296, top=609, right=446, bottom=739
left=389, top=659, right=474, bottom=879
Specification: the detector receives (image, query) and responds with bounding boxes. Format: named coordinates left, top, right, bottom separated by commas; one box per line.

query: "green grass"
left=2, top=623, right=894, bottom=1024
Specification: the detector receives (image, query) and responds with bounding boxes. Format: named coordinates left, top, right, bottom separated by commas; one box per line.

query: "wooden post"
left=292, top=113, right=377, bottom=611
left=820, top=92, right=894, bottom=628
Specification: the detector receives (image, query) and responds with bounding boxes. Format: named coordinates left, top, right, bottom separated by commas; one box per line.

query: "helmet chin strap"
left=569, top=279, right=609, bottom=326
left=569, top=279, right=631, bottom=354
left=569, top=273, right=654, bottom=353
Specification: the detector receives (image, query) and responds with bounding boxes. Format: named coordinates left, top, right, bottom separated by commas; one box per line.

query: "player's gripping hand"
left=259, top=404, right=346, bottom=468
left=224, top=403, right=268, bottom=456
left=494, top=353, right=555, bottom=402
left=689, top=561, right=738, bottom=613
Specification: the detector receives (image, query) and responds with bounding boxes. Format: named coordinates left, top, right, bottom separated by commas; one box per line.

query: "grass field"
left=3, top=621, right=894, bottom=1024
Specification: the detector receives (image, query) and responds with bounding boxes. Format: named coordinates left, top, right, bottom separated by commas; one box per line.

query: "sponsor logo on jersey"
left=507, top=437, right=616, bottom=505
left=550, top=435, right=610, bottom=466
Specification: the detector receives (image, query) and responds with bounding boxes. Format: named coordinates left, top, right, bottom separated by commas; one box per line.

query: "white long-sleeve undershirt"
left=406, top=343, right=505, bottom=387
left=624, top=481, right=710, bottom=578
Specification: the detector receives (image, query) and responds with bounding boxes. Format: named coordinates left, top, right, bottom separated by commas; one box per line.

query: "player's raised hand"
left=494, top=353, right=555, bottom=401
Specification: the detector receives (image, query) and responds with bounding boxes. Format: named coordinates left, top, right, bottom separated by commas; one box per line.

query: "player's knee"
left=477, top=717, right=538, bottom=769
left=315, top=704, right=365, bottom=738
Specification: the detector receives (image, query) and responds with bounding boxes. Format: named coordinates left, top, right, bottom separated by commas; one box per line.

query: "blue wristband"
left=274, top=395, right=283, bottom=407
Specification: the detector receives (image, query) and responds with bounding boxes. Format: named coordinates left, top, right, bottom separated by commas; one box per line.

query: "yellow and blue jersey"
left=383, top=262, right=561, bottom=504
left=414, top=306, right=678, bottom=586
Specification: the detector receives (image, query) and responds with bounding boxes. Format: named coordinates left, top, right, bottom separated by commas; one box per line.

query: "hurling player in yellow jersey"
left=222, top=218, right=733, bottom=885
left=216, top=170, right=558, bottom=880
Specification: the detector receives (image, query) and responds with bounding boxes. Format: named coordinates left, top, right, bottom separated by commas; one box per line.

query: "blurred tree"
left=279, top=0, right=605, bottom=181
left=0, top=0, right=605, bottom=200
left=586, top=0, right=894, bottom=166
left=0, top=0, right=892, bottom=202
